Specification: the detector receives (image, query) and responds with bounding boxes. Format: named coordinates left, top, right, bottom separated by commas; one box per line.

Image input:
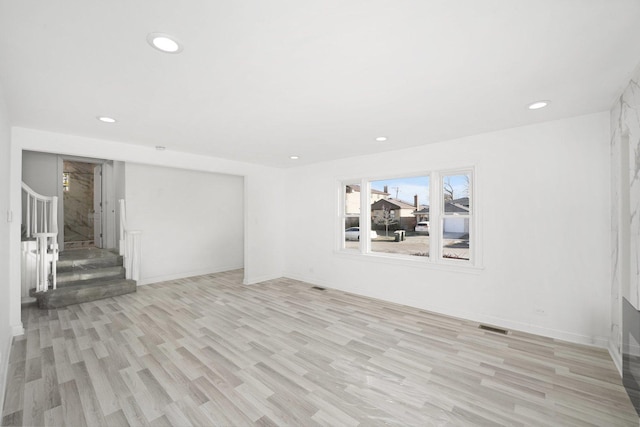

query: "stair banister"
left=22, top=182, right=59, bottom=292
left=34, top=232, right=58, bottom=292
left=119, top=199, right=141, bottom=281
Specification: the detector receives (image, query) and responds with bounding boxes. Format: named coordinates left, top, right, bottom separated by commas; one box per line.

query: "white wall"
left=125, top=163, right=244, bottom=284
left=21, top=151, right=59, bottom=197
left=284, top=112, right=611, bottom=347
left=0, top=81, right=13, bottom=416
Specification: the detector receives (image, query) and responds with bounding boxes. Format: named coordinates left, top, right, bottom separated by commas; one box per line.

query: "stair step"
left=54, top=273, right=130, bottom=288
left=31, top=279, right=137, bottom=309
left=57, top=266, right=125, bottom=284
left=57, top=249, right=122, bottom=272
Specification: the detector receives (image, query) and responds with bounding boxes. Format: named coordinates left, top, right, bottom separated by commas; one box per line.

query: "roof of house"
left=413, top=202, right=470, bottom=215
left=346, top=185, right=389, bottom=196
left=452, top=197, right=470, bottom=207
left=371, top=198, right=417, bottom=210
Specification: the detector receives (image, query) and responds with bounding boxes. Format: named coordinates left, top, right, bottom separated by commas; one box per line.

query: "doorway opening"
left=62, top=160, right=103, bottom=250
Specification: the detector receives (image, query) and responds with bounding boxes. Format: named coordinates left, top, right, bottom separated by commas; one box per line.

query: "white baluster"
left=32, top=198, right=37, bottom=235
left=26, top=194, right=31, bottom=238
left=43, top=200, right=48, bottom=233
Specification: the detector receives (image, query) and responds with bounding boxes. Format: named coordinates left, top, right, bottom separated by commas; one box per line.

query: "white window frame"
left=337, top=167, right=479, bottom=269
left=436, top=169, right=474, bottom=264
left=339, top=181, right=370, bottom=253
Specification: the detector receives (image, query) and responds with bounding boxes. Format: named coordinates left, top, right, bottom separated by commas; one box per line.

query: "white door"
left=93, top=164, right=103, bottom=248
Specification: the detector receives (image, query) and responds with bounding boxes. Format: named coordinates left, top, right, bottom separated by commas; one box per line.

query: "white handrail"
left=22, top=182, right=59, bottom=292
left=22, top=182, right=58, bottom=237
left=119, top=199, right=141, bottom=282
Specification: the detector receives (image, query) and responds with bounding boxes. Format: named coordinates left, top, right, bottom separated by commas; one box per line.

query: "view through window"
left=441, top=173, right=471, bottom=260
left=343, top=183, right=361, bottom=250
left=370, top=176, right=430, bottom=257
left=341, top=170, right=473, bottom=264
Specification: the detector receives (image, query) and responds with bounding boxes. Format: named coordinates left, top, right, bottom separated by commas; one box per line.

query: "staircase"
left=30, top=248, right=137, bottom=309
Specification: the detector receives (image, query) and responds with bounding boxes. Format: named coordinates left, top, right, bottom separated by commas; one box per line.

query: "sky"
left=371, top=174, right=469, bottom=206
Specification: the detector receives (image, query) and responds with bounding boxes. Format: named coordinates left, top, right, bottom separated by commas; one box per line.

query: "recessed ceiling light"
left=155, top=146, right=166, bottom=151
left=375, top=136, right=388, bottom=142
left=290, top=155, right=299, bottom=160
left=528, top=100, right=550, bottom=110
left=97, top=116, right=116, bottom=123
left=147, top=33, right=183, bottom=54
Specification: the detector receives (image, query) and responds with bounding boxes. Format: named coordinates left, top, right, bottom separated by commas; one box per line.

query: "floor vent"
left=479, top=324, right=508, bottom=334
left=311, top=286, right=326, bottom=291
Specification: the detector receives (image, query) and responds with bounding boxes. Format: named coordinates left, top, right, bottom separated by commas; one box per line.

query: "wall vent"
left=311, top=286, right=326, bottom=291
left=479, top=324, right=508, bottom=334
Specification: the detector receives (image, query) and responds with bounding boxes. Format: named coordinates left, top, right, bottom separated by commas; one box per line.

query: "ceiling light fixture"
left=97, top=116, right=116, bottom=123
left=155, top=146, right=166, bottom=151
left=375, top=136, right=388, bottom=142
left=290, top=155, right=299, bottom=160
left=147, top=33, right=183, bottom=54
left=528, top=100, right=550, bottom=110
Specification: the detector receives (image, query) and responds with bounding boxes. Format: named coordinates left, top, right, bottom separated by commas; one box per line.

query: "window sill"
left=333, top=249, right=484, bottom=274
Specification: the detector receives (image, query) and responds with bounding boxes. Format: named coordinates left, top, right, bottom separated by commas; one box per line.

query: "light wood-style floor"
left=2, top=270, right=638, bottom=426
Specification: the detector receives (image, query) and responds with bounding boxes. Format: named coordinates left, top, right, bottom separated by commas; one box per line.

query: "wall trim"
left=0, top=331, right=13, bottom=418
left=137, top=265, right=244, bottom=286
left=11, top=323, right=23, bottom=337
left=243, top=273, right=283, bottom=285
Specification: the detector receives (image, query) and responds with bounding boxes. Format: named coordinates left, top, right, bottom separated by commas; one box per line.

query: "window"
left=370, top=175, right=430, bottom=257
left=342, top=183, right=361, bottom=250
left=339, top=169, right=475, bottom=266
left=441, top=173, right=471, bottom=261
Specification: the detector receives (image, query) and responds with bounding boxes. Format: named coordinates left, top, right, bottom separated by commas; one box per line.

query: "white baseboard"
left=11, top=323, right=24, bottom=337
left=0, top=330, right=13, bottom=418
left=137, top=264, right=243, bottom=286
left=243, top=273, right=283, bottom=285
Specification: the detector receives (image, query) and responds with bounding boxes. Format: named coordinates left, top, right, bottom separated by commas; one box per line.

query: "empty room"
left=2, top=1, right=640, bottom=425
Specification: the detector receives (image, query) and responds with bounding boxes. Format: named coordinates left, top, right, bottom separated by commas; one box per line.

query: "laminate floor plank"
left=2, top=269, right=638, bottom=426
left=43, top=405, right=63, bottom=427
left=58, top=380, right=87, bottom=427
left=21, top=379, right=44, bottom=427
left=70, top=361, right=108, bottom=426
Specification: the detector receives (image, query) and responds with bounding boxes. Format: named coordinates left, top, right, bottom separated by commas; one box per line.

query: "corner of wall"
left=0, top=75, right=14, bottom=418
left=609, top=337, right=623, bottom=376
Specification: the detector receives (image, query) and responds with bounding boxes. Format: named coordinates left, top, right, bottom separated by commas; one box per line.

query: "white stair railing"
left=22, top=182, right=59, bottom=292
left=119, top=199, right=141, bottom=281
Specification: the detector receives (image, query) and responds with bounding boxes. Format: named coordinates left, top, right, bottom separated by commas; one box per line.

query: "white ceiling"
left=1, top=1, right=639, bottom=168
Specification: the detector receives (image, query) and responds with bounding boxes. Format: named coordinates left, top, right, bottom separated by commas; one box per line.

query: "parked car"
left=415, top=221, right=430, bottom=235
left=345, top=227, right=378, bottom=241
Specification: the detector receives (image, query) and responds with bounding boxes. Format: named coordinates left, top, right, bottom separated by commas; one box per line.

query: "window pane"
left=344, top=183, right=361, bottom=216
left=343, top=183, right=361, bottom=250
left=442, top=217, right=470, bottom=260
left=344, top=217, right=360, bottom=249
left=441, top=172, right=471, bottom=261
left=370, top=176, right=430, bottom=257
left=442, top=173, right=471, bottom=213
